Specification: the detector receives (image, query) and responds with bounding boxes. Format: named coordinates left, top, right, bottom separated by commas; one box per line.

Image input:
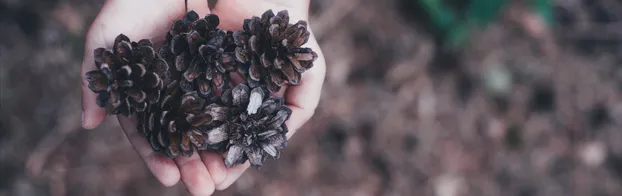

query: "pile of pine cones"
left=84, top=9, right=318, bottom=169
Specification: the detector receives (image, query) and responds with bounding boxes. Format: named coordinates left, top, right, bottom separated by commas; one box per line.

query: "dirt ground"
left=2, top=0, right=622, bottom=195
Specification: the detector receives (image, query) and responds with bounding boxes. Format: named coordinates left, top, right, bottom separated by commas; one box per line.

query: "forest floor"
left=2, top=0, right=622, bottom=195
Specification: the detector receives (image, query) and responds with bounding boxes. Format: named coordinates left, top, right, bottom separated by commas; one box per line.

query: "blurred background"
left=2, top=0, right=622, bottom=195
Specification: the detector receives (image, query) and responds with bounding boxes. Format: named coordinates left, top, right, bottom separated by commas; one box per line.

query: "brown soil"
left=1, top=0, right=622, bottom=195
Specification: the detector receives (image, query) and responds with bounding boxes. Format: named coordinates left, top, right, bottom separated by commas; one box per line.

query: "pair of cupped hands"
left=80, top=0, right=325, bottom=195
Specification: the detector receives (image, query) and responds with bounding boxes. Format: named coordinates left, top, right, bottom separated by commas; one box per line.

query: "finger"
left=211, top=0, right=311, bottom=30
left=117, top=115, right=181, bottom=186
left=175, top=152, right=215, bottom=196
left=215, top=162, right=250, bottom=191
left=80, top=29, right=107, bottom=129
left=187, top=0, right=211, bottom=16
left=200, top=151, right=228, bottom=185
left=283, top=31, right=326, bottom=138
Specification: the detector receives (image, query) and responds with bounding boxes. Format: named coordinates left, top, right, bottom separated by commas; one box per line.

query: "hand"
left=80, top=0, right=326, bottom=195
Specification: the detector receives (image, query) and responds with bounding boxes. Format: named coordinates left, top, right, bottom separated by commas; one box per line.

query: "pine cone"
left=86, top=10, right=306, bottom=169
left=233, top=9, right=318, bottom=93
left=138, top=80, right=230, bottom=158
left=85, top=34, right=168, bottom=116
left=205, top=83, right=291, bottom=168
left=159, top=11, right=238, bottom=98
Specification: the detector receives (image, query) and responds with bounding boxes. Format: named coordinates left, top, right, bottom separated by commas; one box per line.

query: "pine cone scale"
left=183, top=58, right=202, bottom=82
left=245, top=147, right=264, bottom=168
left=268, top=108, right=291, bottom=129
left=126, top=89, right=146, bottom=103
left=187, top=31, right=205, bottom=56
left=280, top=62, right=301, bottom=85
left=262, top=143, right=278, bottom=157
left=189, top=129, right=209, bottom=150
left=180, top=134, right=194, bottom=156
left=213, top=72, right=225, bottom=88
left=220, top=52, right=238, bottom=70
left=276, top=10, right=289, bottom=26
left=204, top=14, right=220, bottom=30
left=204, top=103, right=229, bottom=121
left=215, top=60, right=227, bottom=74
left=187, top=113, right=213, bottom=127
left=287, top=56, right=306, bottom=73
left=205, top=123, right=228, bottom=145
left=265, top=79, right=282, bottom=94
left=115, top=40, right=134, bottom=62
left=224, top=145, right=246, bottom=168
left=166, top=133, right=181, bottom=157
left=196, top=78, right=212, bottom=96
left=292, top=48, right=318, bottom=61
left=249, top=61, right=262, bottom=81
left=260, top=10, right=275, bottom=25
left=85, top=70, right=108, bottom=91
left=266, top=132, right=286, bottom=148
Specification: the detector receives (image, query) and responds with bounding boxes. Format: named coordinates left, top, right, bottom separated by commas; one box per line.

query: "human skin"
left=79, top=0, right=325, bottom=195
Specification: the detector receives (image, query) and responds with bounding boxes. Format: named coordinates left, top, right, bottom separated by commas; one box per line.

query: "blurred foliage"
left=417, top=0, right=552, bottom=47
left=505, top=123, right=523, bottom=150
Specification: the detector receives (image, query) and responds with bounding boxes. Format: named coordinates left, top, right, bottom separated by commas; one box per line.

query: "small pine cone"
left=85, top=34, right=168, bottom=116
left=138, top=80, right=230, bottom=158
left=205, top=83, right=291, bottom=168
left=233, top=9, right=318, bottom=93
left=159, top=11, right=238, bottom=98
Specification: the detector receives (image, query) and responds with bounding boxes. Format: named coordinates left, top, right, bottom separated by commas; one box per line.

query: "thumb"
left=80, top=26, right=107, bottom=130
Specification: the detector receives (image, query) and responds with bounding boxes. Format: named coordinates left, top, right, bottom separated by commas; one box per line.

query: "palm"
left=81, top=0, right=324, bottom=195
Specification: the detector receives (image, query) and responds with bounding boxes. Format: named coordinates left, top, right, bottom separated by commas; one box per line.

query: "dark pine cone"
left=85, top=34, right=168, bottom=116
left=138, top=79, right=231, bottom=158
left=203, top=83, right=291, bottom=168
left=159, top=11, right=239, bottom=98
left=233, top=9, right=318, bottom=93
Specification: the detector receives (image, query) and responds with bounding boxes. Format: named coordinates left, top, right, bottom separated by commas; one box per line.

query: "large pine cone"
left=85, top=34, right=168, bottom=116
left=202, top=83, right=291, bottom=168
left=159, top=11, right=238, bottom=98
left=233, top=10, right=318, bottom=93
left=138, top=80, right=231, bottom=158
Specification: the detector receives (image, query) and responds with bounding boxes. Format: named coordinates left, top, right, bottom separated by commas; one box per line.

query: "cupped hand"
left=80, top=0, right=325, bottom=195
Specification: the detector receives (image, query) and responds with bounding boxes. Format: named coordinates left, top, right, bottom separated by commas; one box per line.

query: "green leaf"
left=416, top=0, right=512, bottom=48
left=446, top=24, right=470, bottom=47
left=505, top=123, right=523, bottom=150
left=533, top=0, right=553, bottom=26
left=417, top=0, right=458, bottom=32
left=465, top=0, right=509, bottom=26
